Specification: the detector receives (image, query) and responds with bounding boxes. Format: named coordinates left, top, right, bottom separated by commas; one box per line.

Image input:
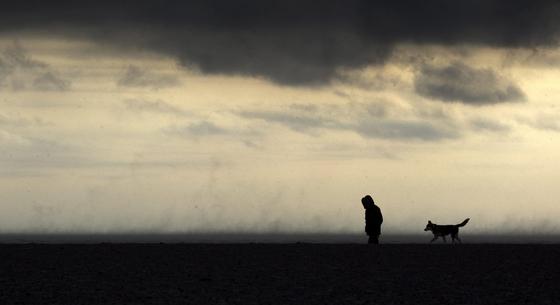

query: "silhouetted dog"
left=424, top=218, right=469, bottom=243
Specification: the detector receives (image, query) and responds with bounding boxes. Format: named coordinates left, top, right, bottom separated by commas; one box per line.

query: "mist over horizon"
left=1, top=1, right=560, bottom=238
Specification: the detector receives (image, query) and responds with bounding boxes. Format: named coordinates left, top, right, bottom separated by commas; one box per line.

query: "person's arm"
left=377, top=207, right=383, bottom=224
left=365, top=210, right=370, bottom=234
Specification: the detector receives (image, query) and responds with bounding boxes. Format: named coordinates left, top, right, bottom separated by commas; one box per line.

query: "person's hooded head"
left=361, top=195, right=374, bottom=209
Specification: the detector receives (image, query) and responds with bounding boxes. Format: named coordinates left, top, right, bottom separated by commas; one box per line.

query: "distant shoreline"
left=2, top=233, right=560, bottom=244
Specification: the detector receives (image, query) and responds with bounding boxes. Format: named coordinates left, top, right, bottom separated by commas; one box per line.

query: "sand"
left=1, top=243, right=558, bottom=304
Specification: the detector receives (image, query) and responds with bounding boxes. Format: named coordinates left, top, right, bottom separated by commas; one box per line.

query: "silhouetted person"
left=362, top=195, right=383, bottom=244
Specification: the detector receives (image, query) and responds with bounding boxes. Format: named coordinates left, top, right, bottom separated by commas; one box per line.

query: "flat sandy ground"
left=1, top=244, right=559, bottom=304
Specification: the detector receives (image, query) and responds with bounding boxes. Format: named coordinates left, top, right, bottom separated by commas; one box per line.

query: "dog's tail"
left=456, top=218, right=470, bottom=227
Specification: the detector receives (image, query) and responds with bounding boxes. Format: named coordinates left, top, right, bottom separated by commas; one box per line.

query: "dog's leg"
left=442, top=236, right=447, bottom=243
left=430, top=236, right=438, bottom=243
left=455, top=236, right=462, bottom=244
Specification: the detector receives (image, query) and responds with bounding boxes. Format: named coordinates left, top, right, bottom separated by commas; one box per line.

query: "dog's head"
left=424, top=220, right=434, bottom=232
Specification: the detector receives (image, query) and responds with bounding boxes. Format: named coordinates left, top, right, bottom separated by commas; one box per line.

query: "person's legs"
left=368, top=235, right=379, bottom=244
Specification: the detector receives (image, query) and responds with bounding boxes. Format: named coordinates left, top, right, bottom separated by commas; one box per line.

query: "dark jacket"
left=365, top=204, right=383, bottom=236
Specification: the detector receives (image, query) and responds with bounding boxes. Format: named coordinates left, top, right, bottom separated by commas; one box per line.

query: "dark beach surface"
left=1, top=237, right=559, bottom=304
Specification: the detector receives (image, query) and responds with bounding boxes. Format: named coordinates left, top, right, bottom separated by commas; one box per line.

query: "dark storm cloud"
left=414, top=62, right=526, bottom=105
left=1, top=1, right=560, bottom=86
left=117, top=65, right=180, bottom=90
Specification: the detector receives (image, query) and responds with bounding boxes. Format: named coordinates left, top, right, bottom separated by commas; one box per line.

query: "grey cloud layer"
left=517, top=113, right=560, bottom=132
left=414, top=62, right=526, bottom=105
left=353, top=120, right=459, bottom=141
left=182, top=121, right=229, bottom=136
left=117, top=65, right=180, bottom=90
left=32, top=72, right=70, bottom=91
left=469, top=118, right=511, bottom=133
left=0, top=44, right=70, bottom=91
left=124, top=99, right=189, bottom=117
left=239, top=111, right=335, bottom=132
left=238, top=104, right=460, bottom=141
left=1, top=1, right=559, bottom=86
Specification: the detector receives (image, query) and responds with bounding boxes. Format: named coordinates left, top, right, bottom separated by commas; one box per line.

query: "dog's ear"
left=428, top=220, right=432, bottom=224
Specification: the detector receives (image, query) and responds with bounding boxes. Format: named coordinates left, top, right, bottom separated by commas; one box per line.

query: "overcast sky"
left=1, top=1, right=560, bottom=235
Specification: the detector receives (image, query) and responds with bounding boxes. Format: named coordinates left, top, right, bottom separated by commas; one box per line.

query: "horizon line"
left=2, top=232, right=560, bottom=244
